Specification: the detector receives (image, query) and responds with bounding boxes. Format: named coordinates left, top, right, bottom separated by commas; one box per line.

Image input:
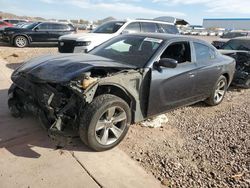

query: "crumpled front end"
left=8, top=67, right=146, bottom=146
left=8, top=74, right=90, bottom=145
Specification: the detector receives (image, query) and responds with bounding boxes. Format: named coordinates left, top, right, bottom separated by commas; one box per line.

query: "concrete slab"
left=71, top=146, right=160, bottom=188
left=0, top=143, right=100, bottom=188
left=0, top=59, right=161, bottom=188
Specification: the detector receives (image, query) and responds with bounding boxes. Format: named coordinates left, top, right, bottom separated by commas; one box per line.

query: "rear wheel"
left=205, top=75, right=227, bottom=106
left=14, top=36, right=28, bottom=48
left=79, top=94, right=131, bottom=151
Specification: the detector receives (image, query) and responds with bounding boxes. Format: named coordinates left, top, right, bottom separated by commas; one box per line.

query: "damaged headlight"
left=75, top=41, right=91, bottom=46
left=81, top=72, right=98, bottom=89
left=71, top=72, right=98, bottom=90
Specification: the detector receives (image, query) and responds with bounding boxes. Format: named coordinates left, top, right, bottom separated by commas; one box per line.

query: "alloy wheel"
left=15, top=36, right=27, bottom=47
left=95, top=106, right=127, bottom=145
left=214, top=79, right=226, bottom=103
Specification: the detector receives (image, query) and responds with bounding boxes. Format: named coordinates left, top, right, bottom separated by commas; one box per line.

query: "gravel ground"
left=120, top=89, right=250, bottom=187
left=0, top=36, right=249, bottom=187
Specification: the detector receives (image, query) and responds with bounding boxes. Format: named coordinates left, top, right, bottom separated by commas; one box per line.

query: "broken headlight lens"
left=75, top=41, right=91, bottom=46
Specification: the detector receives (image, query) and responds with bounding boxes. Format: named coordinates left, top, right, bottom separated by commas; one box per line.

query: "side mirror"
left=34, top=27, right=39, bottom=31
left=156, top=58, right=178, bottom=68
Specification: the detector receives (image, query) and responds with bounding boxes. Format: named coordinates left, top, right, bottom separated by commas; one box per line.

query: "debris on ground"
left=10, top=53, right=19, bottom=57
left=140, top=115, right=168, bottom=128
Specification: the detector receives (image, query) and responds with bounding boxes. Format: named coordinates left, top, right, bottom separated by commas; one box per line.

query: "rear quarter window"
left=158, top=24, right=179, bottom=34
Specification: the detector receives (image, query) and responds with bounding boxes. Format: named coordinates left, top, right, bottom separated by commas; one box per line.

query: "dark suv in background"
left=212, top=31, right=250, bottom=49
left=2, top=22, right=76, bottom=47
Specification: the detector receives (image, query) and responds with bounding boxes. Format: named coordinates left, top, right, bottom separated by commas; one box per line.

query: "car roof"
left=108, top=19, right=174, bottom=25
left=3, top=19, right=28, bottom=21
left=38, top=21, right=70, bottom=25
left=230, top=30, right=250, bottom=33
left=131, top=19, right=174, bottom=25
left=230, top=36, right=250, bottom=41
left=126, top=33, right=210, bottom=44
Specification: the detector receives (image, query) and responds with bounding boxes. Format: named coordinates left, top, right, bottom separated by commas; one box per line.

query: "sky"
left=1, top=0, right=250, bottom=24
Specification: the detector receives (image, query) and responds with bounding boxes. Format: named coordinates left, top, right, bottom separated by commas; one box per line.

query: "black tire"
left=8, top=84, right=22, bottom=117
left=14, top=35, right=28, bottom=48
left=205, top=75, right=228, bottom=106
left=79, top=94, right=131, bottom=151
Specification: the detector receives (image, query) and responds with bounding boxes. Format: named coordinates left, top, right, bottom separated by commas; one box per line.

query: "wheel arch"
left=94, top=84, right=137, bottom=122
left=12, top=34, right=31, bottom=45
left=222, top=72, right=230, bottom=86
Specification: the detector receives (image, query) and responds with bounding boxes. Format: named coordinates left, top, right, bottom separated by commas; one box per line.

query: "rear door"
left=147, top=40, right=197, bottom=116
left=48, top=23, right=73, bottom=42
left=192, top=42, right=222, bottom=98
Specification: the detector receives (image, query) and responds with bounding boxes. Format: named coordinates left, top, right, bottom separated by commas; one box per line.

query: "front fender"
left=83, top=70, right=150, bottom=122
left=11, top=34, right=31, bottom=44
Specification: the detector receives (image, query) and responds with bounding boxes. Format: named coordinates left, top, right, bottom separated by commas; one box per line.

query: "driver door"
left=147, top=41, right=198, bottom=117
left=30, top=23, right=50, bottom=42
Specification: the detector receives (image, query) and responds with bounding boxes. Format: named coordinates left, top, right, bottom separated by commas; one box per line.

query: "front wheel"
left=79, top=94, right=131, bottom=151
left=14, top=36, right=28, bottom=48
left=205, top=75, right=228, bottom=106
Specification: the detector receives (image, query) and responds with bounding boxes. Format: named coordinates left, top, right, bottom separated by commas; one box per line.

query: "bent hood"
left=12, top=54, right=135, bottom=83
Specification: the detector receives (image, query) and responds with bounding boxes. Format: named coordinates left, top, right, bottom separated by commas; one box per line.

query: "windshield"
left=222, top=39, right=250, bottom=51
left=221, top=32, right=248, bottom=39
left=89, top=35, right=163, bottom=67
left=92, top=21, right=125, bottom=34
left=21, top=23, right=32, bottom=28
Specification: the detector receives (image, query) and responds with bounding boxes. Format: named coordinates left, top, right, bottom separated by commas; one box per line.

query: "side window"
left=38, top=23, right=49, bottom=30
left=194, top=42, right=215, bottom=62
left=141, top=22, right=158, bottom=33
left=49, top=23, right=58, bottom=30
left=161, top=42, right=191, bottom=64
left=49, top=23, right=69, bottom=30
left=158, top=24, right=179, bottom=34
left=123, top=22, right=140, bottom=33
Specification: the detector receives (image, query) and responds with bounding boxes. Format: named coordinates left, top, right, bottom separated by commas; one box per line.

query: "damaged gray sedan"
left=8, top=33, right=235, bottom=151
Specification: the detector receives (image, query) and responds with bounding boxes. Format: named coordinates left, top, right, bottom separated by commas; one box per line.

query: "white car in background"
left=58, top=19, right=179, bottom=53
left=199, top=30, right=209, bottom=36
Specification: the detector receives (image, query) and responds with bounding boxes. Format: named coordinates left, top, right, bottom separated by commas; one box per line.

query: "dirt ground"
left=0, top=36, right=249, bottom=187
